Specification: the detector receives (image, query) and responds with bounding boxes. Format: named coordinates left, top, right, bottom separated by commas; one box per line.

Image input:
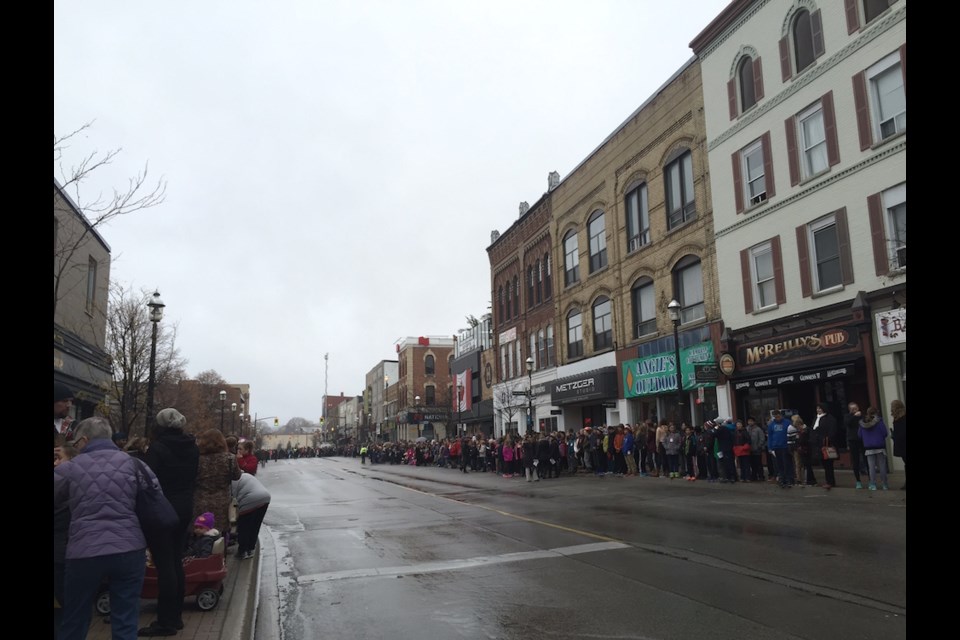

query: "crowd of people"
left=53, top=382, right=271, bottom=640
left=352, top=401, right=906, bottom=491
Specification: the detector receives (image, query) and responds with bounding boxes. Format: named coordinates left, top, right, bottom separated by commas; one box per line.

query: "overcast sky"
left=54, top=0, right=730, bottom=425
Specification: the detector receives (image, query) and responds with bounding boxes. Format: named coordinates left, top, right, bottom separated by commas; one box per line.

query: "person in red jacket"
left=237, top=441, right=258, bottom=475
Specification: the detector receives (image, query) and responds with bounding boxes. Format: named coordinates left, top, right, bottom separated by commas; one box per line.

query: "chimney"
left=548, top=171, right=560, bottom=191
left=490, top=230, right=500, bottom=244
left=519, top=201, right=530, bottom=216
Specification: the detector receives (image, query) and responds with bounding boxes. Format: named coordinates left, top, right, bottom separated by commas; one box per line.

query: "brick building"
left=393, top=336, right=454, bottom=441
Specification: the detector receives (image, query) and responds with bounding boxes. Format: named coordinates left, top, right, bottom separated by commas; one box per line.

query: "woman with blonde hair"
left=193, top=429, right=242, bottom=546
left=890, top=399, right=906, bottom=489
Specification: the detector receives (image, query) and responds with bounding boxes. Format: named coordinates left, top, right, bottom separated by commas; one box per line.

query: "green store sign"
left=623, top=342, right=716, bottom=398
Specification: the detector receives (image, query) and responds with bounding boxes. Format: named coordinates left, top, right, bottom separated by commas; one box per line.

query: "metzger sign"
left=736, top=326, right=859, bottom=369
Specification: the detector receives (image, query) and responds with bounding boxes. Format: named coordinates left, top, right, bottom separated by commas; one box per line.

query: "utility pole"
left=323, top=352, right=329, bottom=425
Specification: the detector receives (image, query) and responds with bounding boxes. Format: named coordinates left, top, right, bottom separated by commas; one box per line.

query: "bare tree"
left=54, top=122, right=167, bottom=318
left=494, top=378, right=526, bottom=437
left=105, top=283, right=185, bottom=436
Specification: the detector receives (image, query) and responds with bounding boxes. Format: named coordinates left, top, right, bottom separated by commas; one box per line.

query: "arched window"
left=563, top=231, right=580, bottom=286
left=780, top=9, right=824, bottom=81
left=588, top=210, right=607, bottom=273
left=513, top=276, right=520, bottom=318
left=665, top=149, right=696, bottom=229
left=546, top=325, right=555, bottom=366
left=425, top=354, right=435, bottom=375
left=592, top=296, right=612, bottom=350
left=506, top=281, right=512, bottom=319
left=567, top=308, right=583, bottom=358
left=537, top=329, right=545, bottom=369
left=793, top=10, right=815, bottom=73
left=673, top=256, right=705, bottom=324
left=528, top=266, right=535, bottom=310
left=498, top=285, right=504, bottom=324
left=631, top=277, right=656, bottom=338
left=544, top=253, right=553, bottom=298
left=738, top=56, right=757, bottom=111
left=625, top=182, right=650, bottom=252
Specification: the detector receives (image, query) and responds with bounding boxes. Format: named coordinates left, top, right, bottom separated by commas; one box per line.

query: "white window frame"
left=867, top=51, right=905, bottom=142
left=588, top=211, right=607, bottom=273
left=564, top=232, right=579, bottom=285
left=567, top=310, right=583, bottom=358
left=808, top=214, right=842, bottom=292
left=593, top=297, right=612, bottom=350
left=797, top=101, right=828, bottom=180
left=883, top=183, right=906, bottom=270
left=626, top=183, right=650, bottom=251
left=676, top=259, right=705, bottom=324
left=632, top=279, right=656, bottom=338
left=529, top=333, right=537, bottom=371
left=750, top=242, right=777, bottom=311
left=741, top=139, right=766, bottom=207
left=665, top=151, right=696, bottom=229
left=546, top=325, right=554, bottom=367
left=514, top=341, right=522, bottom=379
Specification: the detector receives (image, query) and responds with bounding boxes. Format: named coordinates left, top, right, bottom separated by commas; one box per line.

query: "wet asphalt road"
left=254, top=457, right=905, bottom=640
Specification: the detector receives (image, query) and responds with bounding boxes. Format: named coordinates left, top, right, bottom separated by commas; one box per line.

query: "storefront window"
left=745, top=388, right=779, bottom=424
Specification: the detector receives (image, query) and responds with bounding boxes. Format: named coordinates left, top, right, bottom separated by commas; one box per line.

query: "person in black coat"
left=522, top=434, right=538, bottom=482
left=812, top=403, right=840, bottom=488
left=138, top=408, right=200, bottom=637
left=536, top=433, right=552, bottom=479
left=890, top=399, right=906, bottom=490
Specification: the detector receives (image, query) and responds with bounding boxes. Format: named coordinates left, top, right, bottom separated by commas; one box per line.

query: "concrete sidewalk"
left=84, top=543, right=260, bottom=640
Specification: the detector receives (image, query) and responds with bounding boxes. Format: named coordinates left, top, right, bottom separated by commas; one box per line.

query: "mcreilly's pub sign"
left=735, top=324, right=860, bottom=370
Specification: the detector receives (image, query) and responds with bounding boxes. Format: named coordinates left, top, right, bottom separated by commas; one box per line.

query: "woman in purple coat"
left=858, top=407, right=889, bottom=490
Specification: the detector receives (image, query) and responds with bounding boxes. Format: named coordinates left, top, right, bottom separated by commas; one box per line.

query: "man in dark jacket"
left=138, top=408, right=200, bottom=637
left=844, top=402, right=865, bottom=489
left=536, top=432, right=552, bottom=479
left=714, top=417, right=737, bottom=482
left=813, top=403, right=841, bottom=488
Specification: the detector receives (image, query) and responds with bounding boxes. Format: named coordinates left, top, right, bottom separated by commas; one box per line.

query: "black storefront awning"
left=732, top=363, right=855, bottom=391
left=551, top=367, right=618, bottom=405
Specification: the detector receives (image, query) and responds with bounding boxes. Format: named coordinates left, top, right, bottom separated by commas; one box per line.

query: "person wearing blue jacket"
left=622, top=426, right=637, bottom=476
left=767, top=410, right=794, bottom=488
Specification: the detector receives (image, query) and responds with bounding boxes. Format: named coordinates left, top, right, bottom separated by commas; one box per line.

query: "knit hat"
left=155, top=408, right=187, bottom=429
left=704, top=420, right=716, bottom=429
left=194, top=512, right=215, bottom=530
left=54, top=382, right=74, bottom=402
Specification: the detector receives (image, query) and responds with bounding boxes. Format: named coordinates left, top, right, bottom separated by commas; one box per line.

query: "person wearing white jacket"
left=231, top=472, right=271, bottom=560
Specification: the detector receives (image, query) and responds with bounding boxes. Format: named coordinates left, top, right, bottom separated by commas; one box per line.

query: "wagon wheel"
left=95, top=591, right=111, bottom=615
left=196, top=588, right=220, bottom=611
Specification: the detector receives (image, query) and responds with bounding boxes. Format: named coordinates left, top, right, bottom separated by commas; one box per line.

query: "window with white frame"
left=536, top=260, right=543, bottom=304
left=537, top=329, right=545, bottom=369
left=567, top=309, right=583, bottom=358
left=884, top=183, right=906, bottom=269
left=809, top=214, right=842, bottom=291
left=500, top=343, right=508, bottom=381
left=741, top=139, right=767, bottom=206
left=868, top=52, right=906, bottom=142
left=673, top=256, right=705, bottom=323
left=593, top=296, right=612, bottom=350
left=631, top=278, right=656, bottom=338
left=588, top=210, right=607, bottom=273
left=544, top=253, right=552, bottom=299
left=750, top=242, right=777, bottom=310
left=563, top=231, right=580, bottom=286
left=529, top=333, right=537, bottom=371
left=515, top=341, right=522, bottom=378
left=665, top=150, right=696, bottom=229
left=546, top=325, right=554, bottom=366
left=797, top=101, right=828, bottom=179
left=625, top=182, right=650, bottom=252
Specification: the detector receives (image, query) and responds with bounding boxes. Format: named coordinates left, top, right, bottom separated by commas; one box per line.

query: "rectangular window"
left=529, top=333, right=537, bottom=371
left=665, top=152, right=696, bottom=229
left=678, top=261, right=705, bottom=323
left=810, top=215, right=842, bottom=291
left=751, top=243, right=777, bottom=309
left=593, top=299, right=612, bottom=350
left=742, top=140, right=767, bottom=206
left=868, top=52, right=906, bottom=142
left=528, top=268, right=534, bottom=310
left=567, top=313, right=583, bottom=359
left=545, top=255, right=552, bottom=299
left=632, top=282, right=656, bottom=338
left=515, top=341, right=522, bottom=378
left=537, top=330, right=545, bottom=370
left=536, top=262, right=543, bottom=304
left=588, top=213, right=607, bottom=273
left=884, top=184, right=906, bottom=269
left=863, top=0, right=894, bottom=24
left=798, top=102, right=828, bottom=179
left=564, top=235, right=580, bottom=286
left=625, top=183, right=650, bottom=252
left=500, top=344, right=508, bottom=382
left=425, top=386, right=436, bottom=406
left=86, top=256, right=97, bottom=313
left=546, top=325, right=555, bottom=367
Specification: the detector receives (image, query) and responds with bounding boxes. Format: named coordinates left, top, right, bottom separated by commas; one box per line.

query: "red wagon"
left=96, top=537, right=227, bottom=615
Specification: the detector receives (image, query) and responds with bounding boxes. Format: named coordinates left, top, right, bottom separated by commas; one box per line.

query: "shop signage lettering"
left=734, top=364, right=854, bottom=390
left=551, top=368, right=618, bottom=404
left=737, top=325, right=859, bottom=369
left=555, top=378, right=595, bottom=393
left=623, top=342, right=716, bottom=398
left=875, top=308, right=906, bottom=346
left=799, top=372, right=821, bottom=381
left=826, top=367, right=849, bottom=378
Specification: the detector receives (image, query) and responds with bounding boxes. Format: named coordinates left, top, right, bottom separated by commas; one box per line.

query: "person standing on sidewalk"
left=768, top=411, right=794, bottom=488
left=845, top=403, right=866, bottom=489
left=812, top=403, right=840, bottom=489
left=232, top=472, right=271, bottom=560
left=890, top=399, right=906, bottom=490
left=747, top=417, right=766, bottom=481
left=139, top=408, right=200, bottom=637
left=859, top=407, right=890, bottom=490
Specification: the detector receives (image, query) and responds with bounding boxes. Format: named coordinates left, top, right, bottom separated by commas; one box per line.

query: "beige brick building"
left=548, top=57, right=725, bottom=430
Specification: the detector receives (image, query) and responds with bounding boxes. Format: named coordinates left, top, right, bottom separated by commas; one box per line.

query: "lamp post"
left=667, top=299, right=684, bottom=425
left=238, top=413, right=244, bottom=438
left=231, top=402, right=237, bottom=435
left=457, top=382, right=464, bottom=436
left=219, top=390, right=226, bottom=431
left=145, top=291, right=165, bottom=439
left=525, top=356, right=535, bottom=434
left=414, top=395, right=421, bottom=440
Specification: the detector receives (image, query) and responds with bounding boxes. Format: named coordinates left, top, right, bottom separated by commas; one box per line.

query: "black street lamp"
left=668, top=299, right=684, bottom=425
left=145, top=291, right=165, bottom=439
left=238, top=413, right=244, bottom=438
left=231, top=402, right=237, bottom=435
left=457, top=382, right=464, bottom=436
left=525, top=356, right=535, bottom=434
left=219, top=390, right=226, bottom=431
left=414, top=395, right=421, bottom=440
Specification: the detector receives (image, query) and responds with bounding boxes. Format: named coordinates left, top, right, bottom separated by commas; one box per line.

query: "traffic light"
left=274, top=418, right=279, bottom=428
